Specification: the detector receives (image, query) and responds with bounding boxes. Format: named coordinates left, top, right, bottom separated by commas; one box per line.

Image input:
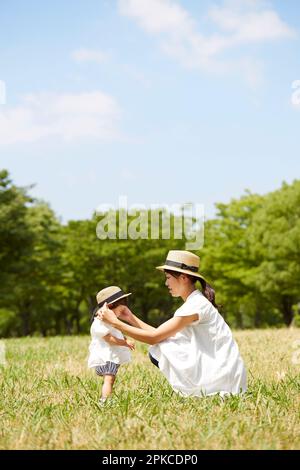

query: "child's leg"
left=101, top=374, right=116, bottom=399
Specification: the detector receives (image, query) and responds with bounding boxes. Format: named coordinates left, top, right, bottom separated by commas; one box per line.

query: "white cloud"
left=0, top=91, right=122, bottom=145
left=118, top=0, right=297, bottom=83
left=119, top=0, right=195, bottom=35
left=208, top=3, right=296, bottom=45
left=71, top=48, right=109, bottom=64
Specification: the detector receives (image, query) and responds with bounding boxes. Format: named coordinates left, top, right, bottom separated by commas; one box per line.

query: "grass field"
left=0, top=329, right=299, bottom=450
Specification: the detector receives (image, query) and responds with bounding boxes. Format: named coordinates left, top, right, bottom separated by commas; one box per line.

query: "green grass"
left=0, top=329, right=300, bottom=449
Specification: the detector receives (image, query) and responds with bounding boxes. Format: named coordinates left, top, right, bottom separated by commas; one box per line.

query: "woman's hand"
left=97, top=303, right=118, bottom=325
left=118, top=306, right=135, bottom=324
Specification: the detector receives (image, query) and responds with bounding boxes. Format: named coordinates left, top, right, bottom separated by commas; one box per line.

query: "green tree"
left=248, top=180, right=300, bottom=326
left=0, top=169, right=33, bottom=286
left=200, top=191, right=264, bottom=328
left=12, top=203, right=63, bottom=336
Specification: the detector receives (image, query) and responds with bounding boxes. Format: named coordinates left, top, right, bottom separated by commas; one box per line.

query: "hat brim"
left=107, top=293, right=132, bottom=306
left=93, top=293, right=132, bottom=320
left=156, top=265, right=206, bottom=281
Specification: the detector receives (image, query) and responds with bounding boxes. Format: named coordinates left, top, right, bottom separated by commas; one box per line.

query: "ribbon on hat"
left=164, top=260, right=198, bottom=273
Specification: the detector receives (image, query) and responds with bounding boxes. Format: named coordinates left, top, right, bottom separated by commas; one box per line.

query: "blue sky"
left=0, top=0, right=300, bottom=222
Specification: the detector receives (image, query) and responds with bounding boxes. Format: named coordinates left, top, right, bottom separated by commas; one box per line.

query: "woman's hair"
left=164, top=269, right=218, bottom=308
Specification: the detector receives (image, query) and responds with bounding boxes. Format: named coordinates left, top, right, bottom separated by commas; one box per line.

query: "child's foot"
left=99, top=396, right=117, bottom=407
left=99, top=397, right=107, bottom=406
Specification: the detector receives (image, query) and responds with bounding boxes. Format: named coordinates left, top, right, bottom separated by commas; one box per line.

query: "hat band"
left=164, top=260, right=199, bottom=273
left=97, top=290, right=126, bottom=309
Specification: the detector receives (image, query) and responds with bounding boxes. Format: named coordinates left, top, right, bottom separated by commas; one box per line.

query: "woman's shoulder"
left=174, top=290, right=208, bottom=317
left=187, top=290, right=209, bottom=307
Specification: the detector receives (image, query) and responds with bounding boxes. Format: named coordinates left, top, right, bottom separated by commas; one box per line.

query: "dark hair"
left=164, top=269, right=218, bottom=309
left=108, top=297, right=128, bottom=309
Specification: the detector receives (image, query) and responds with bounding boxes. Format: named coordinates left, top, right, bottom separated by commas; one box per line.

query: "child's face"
left=108, top=303, right=124, bottom=317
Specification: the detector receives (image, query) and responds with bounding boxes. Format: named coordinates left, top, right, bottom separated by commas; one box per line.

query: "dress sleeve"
left=93, top=318, right=111, bottom=337
left=174, top=296, right=211, bottom=324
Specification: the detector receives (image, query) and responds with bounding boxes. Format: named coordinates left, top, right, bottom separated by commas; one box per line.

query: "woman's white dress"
left=149, top=290, right=247, bottom=397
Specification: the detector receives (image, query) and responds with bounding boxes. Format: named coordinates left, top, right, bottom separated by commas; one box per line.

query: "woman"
left=98, top=250, right=247, bottom=397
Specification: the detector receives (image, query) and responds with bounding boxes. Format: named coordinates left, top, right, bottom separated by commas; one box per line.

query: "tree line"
left=0, top=169, right=299, bottom=337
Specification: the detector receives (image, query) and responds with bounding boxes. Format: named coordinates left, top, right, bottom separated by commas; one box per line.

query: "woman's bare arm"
left=100, top=306, right=198, bottom=345
left=117, top=306, right=156, bottom=331
left=125, top=313, right=156, bottom=331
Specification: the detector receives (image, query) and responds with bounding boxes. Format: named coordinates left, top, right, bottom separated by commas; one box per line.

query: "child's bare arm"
left=103, top=334, right=135, bottom=350
left=103, top=333, right=126, bottom=346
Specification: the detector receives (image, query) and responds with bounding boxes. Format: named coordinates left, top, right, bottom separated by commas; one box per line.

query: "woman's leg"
left=101, top=374, right=116, bottom=399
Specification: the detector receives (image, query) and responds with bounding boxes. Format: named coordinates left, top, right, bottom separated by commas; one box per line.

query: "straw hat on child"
left=96, top=286, right=132, bottom=309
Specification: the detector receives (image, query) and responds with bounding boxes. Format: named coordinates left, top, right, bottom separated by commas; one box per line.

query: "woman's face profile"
left=165, top=272, right=182, bottom=297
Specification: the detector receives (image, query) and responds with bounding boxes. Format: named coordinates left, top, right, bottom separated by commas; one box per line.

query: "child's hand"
left=125, top=340, right=135, bottom=351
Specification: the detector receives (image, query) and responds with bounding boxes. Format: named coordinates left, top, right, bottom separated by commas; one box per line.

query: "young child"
left=88, top=286, right=135, bottom=404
